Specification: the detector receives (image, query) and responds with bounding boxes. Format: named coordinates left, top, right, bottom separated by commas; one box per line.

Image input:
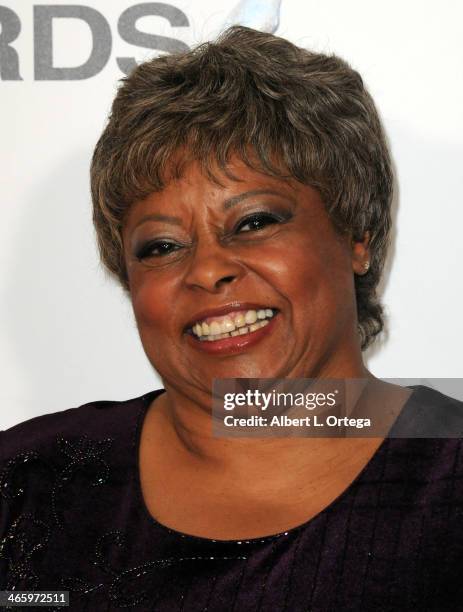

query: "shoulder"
left=0, top=390, right=161, bottom=463
left=0, top=389, right=161, bottom=589
left=409, top=384, right=463, bottom=408
left=383, top=385, right=463, bottom=497
left=392, top=384, right=463, bottom=438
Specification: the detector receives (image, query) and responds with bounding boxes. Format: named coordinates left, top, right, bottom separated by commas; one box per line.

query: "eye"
left=235, top=212, right=283, bottom=233
left=135, top=240, right=181, bottom=260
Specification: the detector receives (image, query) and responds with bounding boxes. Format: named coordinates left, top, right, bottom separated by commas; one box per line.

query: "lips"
left=183, top=302, right=278, bottom=333
left=184, top=308, right=279, bottom=354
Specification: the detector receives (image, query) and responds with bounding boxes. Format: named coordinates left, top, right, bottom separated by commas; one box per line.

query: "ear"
left=351, top=231, right=371, bottom=275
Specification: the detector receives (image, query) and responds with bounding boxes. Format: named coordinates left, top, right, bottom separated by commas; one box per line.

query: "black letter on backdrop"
left=0, top=6, right=22, bottom=80
left=117, top=3, right=189, bottom=75
left=34, top=5, right=112, bottom=80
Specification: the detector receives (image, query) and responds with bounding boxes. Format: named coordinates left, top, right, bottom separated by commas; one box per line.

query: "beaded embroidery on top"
left=0, top=432, right=248, bottom=608
left=0, top=434, right=114, bottom=592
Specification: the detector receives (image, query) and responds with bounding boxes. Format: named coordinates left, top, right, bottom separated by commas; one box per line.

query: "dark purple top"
left=1, top=385, right=463, bottom=611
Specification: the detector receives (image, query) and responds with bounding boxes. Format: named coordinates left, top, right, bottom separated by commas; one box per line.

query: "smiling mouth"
left=186, top=308, right=278, bottom=342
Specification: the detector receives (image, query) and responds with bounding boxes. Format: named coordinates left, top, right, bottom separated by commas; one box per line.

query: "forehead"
left=123, top=155, right=316, bottom=223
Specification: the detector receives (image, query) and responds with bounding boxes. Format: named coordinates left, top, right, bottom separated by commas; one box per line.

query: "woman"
left=1, top=26, right=462, bottom=611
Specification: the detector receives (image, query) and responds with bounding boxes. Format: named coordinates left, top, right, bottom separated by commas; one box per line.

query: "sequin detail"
left=0, top=434, right=113, bottom=592
left=54, top=528, right=247, bottom=607
left=0, top=512, right=50, bottom=590
left=51, top=435, right=113, bottom=528
left=0, top=433, right=248, bottom=608
left=0, top=451, right=53, bottom=501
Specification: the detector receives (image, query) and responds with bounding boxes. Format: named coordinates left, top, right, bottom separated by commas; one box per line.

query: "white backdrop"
left=1, top=0, right=462, bottom=429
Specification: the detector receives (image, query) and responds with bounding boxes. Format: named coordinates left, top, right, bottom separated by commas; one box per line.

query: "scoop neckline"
left=133, top=385, right=419, bottom=545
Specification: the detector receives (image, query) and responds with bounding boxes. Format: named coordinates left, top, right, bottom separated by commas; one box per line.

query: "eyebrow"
left=133, top=189, right=294, bottom=229
left=222, top=189, right=295, bottom=210
left=134, top=213, right=183, bottom=228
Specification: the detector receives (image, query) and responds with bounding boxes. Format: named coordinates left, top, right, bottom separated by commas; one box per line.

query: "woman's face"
left=122, top=156, right=368, bottom=397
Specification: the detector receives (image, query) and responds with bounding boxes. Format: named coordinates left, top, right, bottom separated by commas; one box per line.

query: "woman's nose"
left=183, top=237, right=244, bottom=292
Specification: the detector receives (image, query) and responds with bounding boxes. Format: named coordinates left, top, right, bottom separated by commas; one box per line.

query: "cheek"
left=129, top=275, right=187, bottom=375
left=129, top=274, right=173, bottom=334
left=258, top=234, right=354, bottom=318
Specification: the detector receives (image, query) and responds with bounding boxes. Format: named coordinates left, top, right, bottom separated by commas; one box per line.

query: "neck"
left=152, top=358, right=375, bottom=474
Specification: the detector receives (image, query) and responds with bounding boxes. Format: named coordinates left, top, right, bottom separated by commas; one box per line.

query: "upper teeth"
left=192, top=308, right=275, bottom=337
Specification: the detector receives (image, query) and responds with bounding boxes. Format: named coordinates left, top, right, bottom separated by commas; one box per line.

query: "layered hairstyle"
left=91, top=25, right=393, bottom=350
